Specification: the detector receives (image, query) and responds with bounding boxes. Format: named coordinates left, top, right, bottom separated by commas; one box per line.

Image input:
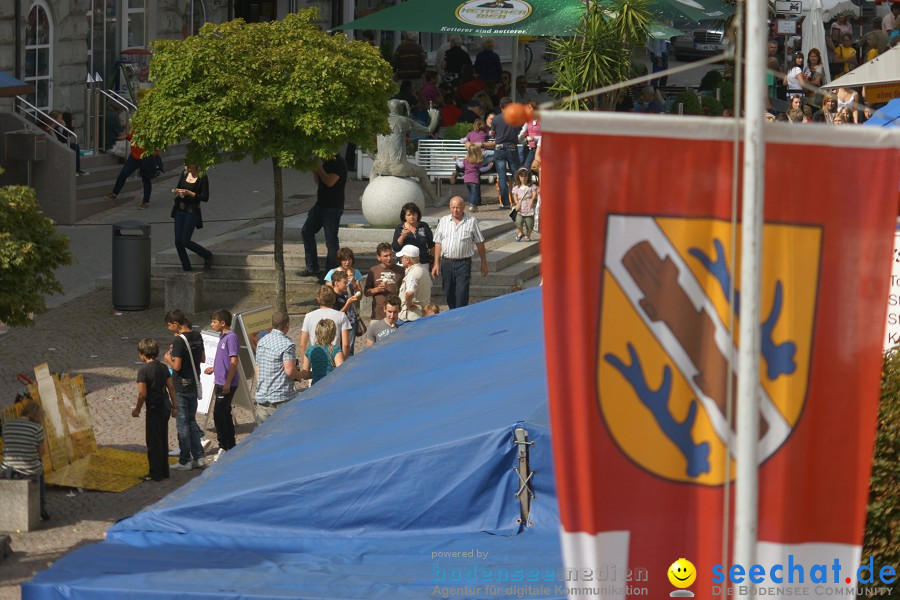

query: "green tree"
left=0, top=178, right=73, bottom=326
left=132, top=10, right=395, bottom=312
left=546, top=0, right=651, bottom=111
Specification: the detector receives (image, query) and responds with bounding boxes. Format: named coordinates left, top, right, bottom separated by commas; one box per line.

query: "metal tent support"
left=513, top=427, right=535, bottom=527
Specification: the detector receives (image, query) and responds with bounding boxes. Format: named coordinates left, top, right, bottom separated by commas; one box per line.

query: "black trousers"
left=213, top=384, right=237, bottom=451
left=146, top=405, right=170, bottom=480
left=441, top=257, right=472, bottom=309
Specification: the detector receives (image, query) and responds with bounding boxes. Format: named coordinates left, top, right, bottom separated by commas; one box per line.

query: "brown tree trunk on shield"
left=272, top=157, right=287, bottom=314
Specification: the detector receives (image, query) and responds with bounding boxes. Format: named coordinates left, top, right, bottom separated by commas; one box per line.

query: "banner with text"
left=539, top=113, right=900, bottom=600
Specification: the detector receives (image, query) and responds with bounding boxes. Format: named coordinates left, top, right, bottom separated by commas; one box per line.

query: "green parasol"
left=332, top=0, right=585, bottom=37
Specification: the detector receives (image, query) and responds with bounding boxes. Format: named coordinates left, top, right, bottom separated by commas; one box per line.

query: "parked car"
left=672, top=20, right=728, bottom=61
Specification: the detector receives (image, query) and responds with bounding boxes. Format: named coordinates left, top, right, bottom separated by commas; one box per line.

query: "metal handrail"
left=97, top=88, right=137, bottom=113
left=14, top=95, right=78, bottom=144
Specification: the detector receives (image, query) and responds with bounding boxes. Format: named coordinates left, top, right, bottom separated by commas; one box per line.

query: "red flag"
left=540, top=112, right=899, bottom=599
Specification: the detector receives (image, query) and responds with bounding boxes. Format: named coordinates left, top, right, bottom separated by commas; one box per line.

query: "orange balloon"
left=504, top=102, right=528, bottom=127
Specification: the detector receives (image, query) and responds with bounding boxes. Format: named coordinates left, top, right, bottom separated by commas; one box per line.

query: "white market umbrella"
left=802, top=0, right=832, bottom=85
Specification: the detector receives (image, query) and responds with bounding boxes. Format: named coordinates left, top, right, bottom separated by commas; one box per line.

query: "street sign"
left=775, top=0, right=803, bottom=15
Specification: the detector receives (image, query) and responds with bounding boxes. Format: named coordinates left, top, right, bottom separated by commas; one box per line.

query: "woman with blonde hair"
left=302, top=319, right=344, bottom=385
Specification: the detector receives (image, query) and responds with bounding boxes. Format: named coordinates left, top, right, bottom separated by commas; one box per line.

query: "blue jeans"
left=465, top=182, right=481, bottom=208
left=493, top=145, right=520, bottom=208
left=112, top=155, right=152, bottom=202
left=175, top=391, right=204, bottom=464
left=441, top=257, right=472, bottom=309
left=301, top=204, right=342, bottom=274
left=173, top=210, right=212, bottom=271
left=522, top=146, right=537, bottom=172
left=651, top=52, right=669, bottom=87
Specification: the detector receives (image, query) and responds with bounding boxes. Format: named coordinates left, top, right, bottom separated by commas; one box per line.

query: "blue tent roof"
left=25, top=289, right=564, bottom=599
left=864, top=98, right=900, bottom=128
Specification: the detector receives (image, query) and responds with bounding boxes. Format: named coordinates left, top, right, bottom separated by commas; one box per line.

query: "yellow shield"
left=598, top=216, right=820, bottom=485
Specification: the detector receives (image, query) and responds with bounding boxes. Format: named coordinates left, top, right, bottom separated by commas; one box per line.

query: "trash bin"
left=112, top=221, right=151, bottom=311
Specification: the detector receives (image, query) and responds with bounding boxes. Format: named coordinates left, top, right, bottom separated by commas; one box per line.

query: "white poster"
left=885, top=228, right=900, bottom=352
left=198, top=330, right=220, bottom=414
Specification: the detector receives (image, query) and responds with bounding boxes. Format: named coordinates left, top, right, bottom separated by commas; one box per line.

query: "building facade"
left=0, top=0, right=340, bottom=139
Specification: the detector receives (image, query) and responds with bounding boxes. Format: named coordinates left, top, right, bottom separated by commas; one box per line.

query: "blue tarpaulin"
left=864, top=98, right=900, bottom=128
left=25, top=289, right=565, bottom=599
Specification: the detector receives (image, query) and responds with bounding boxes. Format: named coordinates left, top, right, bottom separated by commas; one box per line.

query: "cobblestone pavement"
left=0, top=288, right=368, bottom=599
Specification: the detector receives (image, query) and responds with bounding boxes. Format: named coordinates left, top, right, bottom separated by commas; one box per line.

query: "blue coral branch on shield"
left=688, top=239, right=797, bottom=381
left=604, top=344, right=711, bottom=478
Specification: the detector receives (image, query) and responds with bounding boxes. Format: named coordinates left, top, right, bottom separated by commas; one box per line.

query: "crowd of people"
left=764, top=10, right=897, bottom=124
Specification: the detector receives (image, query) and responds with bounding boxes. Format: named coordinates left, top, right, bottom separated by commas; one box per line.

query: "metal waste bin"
left=112, top=221, right=151, bottom=311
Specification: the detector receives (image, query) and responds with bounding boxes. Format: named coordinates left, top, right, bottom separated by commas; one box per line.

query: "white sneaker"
left=192, top=457, right=206, bottom=468
left=168, top=449, right=180, bottom=456
left=171, top=461, right=193, bottom=471
left=212, top=449, right=225, bottom=463
left=201, top=437, right=212, bottom=451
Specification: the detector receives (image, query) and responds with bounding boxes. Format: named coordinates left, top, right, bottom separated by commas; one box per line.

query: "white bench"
left=415, top=139, right=496, bottom=197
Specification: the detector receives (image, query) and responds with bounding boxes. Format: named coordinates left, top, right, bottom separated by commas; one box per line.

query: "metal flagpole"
left=734, top=0, right=766, bottom=594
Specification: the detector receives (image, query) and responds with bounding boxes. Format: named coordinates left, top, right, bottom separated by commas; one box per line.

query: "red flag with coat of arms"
left=539, top=111, right=899, bottom=600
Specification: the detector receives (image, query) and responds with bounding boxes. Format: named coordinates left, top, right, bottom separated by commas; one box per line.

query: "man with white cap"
left=397, top=245, right=433, bottom=321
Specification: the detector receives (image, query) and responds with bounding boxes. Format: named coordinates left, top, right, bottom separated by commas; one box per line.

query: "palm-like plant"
left=546, top=0, right=652, bottom=111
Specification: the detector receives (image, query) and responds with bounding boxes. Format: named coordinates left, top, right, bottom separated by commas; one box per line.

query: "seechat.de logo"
left=712, top=556, right=896, bottom=586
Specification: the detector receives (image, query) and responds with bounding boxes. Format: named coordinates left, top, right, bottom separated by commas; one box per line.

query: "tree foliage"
left=862, top=351, right=900, bottom=599
left=134, top=10, right=394, bottom=172
left=546, top=0, right=651, bottom=111
left=132, top=10, right=395, bottom=312
left=0, top=182, right=72, bottom=326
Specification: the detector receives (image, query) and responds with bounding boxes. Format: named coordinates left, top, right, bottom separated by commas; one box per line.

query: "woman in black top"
left=392, top=202, right=434, bottom=267
left=171, top=163, right=213, bottom=271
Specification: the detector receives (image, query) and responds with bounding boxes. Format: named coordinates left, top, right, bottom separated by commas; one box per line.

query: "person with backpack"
left=302, top=319, right=344, bottom=385
left=163, top=309, right=207, bottom=471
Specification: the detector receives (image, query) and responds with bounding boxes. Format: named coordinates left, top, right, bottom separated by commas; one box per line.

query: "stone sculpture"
left=370, top=99, right=441, bottom=206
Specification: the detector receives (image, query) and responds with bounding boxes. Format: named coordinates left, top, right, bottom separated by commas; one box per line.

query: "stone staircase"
left=75, top=144, right=188, bottom=221
left=103, top=218, right=542, bottom=306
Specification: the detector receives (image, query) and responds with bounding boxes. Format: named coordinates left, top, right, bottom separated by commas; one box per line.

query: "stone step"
left=263, top=217, right=517, bottom=242
left=95, top=274, right=519, bottom=303
left=74, top=171, right=182, bottom=221
left=148, top=252, right=539, bottom=288
left=75, top=155, right=185, bottom=200
left=153, top=238, right=538, bottom=273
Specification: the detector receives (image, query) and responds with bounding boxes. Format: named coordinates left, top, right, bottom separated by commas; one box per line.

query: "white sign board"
left=197, top=329, right=256, bottom=423
left=775, top=0, right=802, bottom=15
left=884, top=228, right=900, bottom=351
left=197, top=331, right=220, bottom=414
left=776, top=19, right=798, bottom=35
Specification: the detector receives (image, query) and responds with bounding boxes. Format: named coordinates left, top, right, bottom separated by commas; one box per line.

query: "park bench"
left=415, top=138, right=496, bottom=197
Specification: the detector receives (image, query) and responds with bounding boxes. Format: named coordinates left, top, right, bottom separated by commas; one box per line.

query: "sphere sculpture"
left=361, top=176, right=424, bottom=228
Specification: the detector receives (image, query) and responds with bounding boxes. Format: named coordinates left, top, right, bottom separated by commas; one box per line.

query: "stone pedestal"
left=165, top=271, right=204, bottom=313
left=0, top=479, right=40, bottom=532
left=361, top=176, right=425, bottom=228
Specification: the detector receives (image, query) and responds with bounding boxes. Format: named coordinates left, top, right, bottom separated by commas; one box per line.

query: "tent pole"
left=734, top=0, right=765, bottom=595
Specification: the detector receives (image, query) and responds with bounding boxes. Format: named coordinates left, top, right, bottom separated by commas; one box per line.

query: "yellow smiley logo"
left=668, top=558, right=697, bottom=588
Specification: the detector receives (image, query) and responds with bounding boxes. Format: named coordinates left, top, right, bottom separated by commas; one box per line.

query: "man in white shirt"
left=431, top=196, right=488, bottom=309
left=397, top=245, right=433, bottom=321
left=299, top=286, right=351, bottom=358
